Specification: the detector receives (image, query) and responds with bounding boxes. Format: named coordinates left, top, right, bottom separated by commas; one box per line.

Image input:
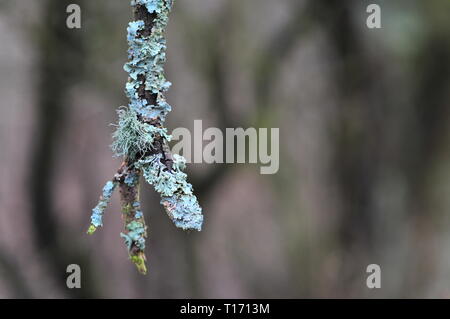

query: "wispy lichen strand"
left=87, top=0, right=203, bottom=274
left=111, top=107, right=171, bottom=160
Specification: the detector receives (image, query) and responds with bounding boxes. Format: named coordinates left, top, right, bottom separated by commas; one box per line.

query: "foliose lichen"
left=137, top=154, right=203, bottom=231
left=88, top=0, right=203, bottom=274
left=120, top=220, right=147, bottom=251
left=131, top=0, right=164, bottom=14
left=123, top=0, right=173, bottom=122
left=88, top=181, right=118, bottom=234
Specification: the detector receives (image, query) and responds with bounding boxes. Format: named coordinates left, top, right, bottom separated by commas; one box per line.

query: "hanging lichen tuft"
left=88, top=0, right=203, bottom=274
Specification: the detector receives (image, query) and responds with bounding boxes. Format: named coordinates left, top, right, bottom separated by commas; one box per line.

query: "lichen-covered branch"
left=87, top=0, right=203, bottom=274
left=118, top=164, right=147, bottom=274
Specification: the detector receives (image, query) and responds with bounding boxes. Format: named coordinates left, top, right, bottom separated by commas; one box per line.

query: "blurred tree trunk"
left=28, top=0, right=99, bottom=298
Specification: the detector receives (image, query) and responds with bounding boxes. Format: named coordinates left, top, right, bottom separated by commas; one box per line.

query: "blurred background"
left=0, top=0, right=450, bottom=298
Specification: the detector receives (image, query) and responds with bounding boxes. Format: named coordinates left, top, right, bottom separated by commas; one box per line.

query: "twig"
left=88, top=0, right=203, bottom=274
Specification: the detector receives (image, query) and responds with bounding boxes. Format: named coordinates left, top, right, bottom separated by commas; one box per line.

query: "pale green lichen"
left=132, top=0, right=159, bottom=14
left=88, top=0, right=203, bottom=274
left=124, top=1, right=173, bottom=122
left=88, top=180, right=118, bottom=234
left=162, top=193, right=203, bottom=231
left=137, top=154, right=203, bottom=231
left=137, top=154, right=191, bottom=197
left=120, top=220, right=147, bottom=251
left=122, top=0, right=203, bottom=232
left=111, top=107, right=170, bottom=159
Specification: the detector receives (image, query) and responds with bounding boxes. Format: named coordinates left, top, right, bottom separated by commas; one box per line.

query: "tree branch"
left=88, top=0, right=203, bottom=274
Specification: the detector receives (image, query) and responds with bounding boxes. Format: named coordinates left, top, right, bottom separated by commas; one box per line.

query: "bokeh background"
left=1, top=0, right=450, bottom=298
